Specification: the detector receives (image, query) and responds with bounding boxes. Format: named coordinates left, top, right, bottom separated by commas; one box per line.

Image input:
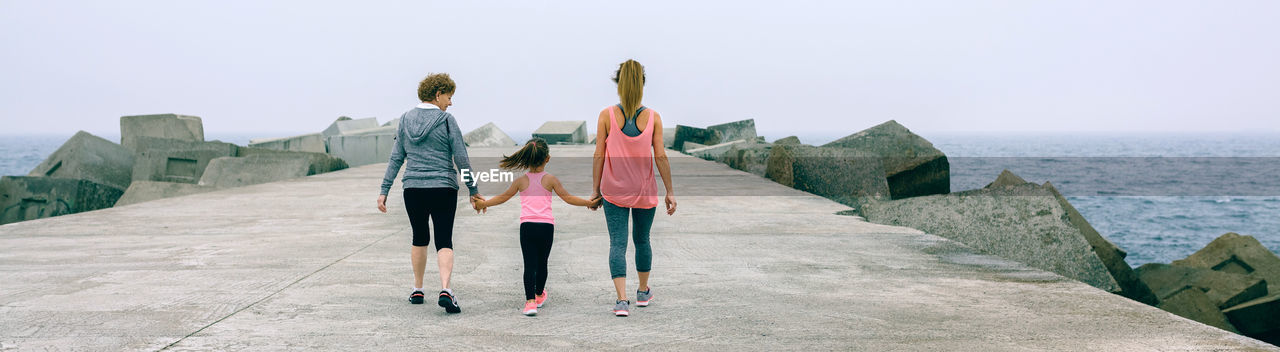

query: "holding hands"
left=471, top=194, right=488, bottom=214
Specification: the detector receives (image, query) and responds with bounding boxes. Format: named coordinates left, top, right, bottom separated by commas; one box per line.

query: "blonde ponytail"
left=613, top=60, right=645, bottom=119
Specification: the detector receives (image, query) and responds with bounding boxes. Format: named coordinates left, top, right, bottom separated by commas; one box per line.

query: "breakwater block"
left=120, top=114, right=204, bottom=151
left=321, top=117, right=379, bottom=137
left=464, top=122, right=518, bottom=147
left=822, top=120, right=949, bottom=199
left=1223, top=294, right=1280, bottom=344
left=326, top=134, right=395, bottom=167
left=766, top=144, right=889, bottom=209
left=663, top=127, right=675, bottom=149
left=345, top=126, right=397, bottom=136
left=1159, top=287, right=1240, bottom=333
left=1136, top=264, right=1267, bottom=309
left=198, top=155, right=312, bottom=188
left=861, top=175, right=1121, bottom=293
left=131, top=137, right=238, bottom=184
left=533, top=121, right=587, bottom=144
left=686, top=140, right=747, bottom=160
left=719, top=141, right=772, bottom=177
left=114, top=180, right=216, bottom=207
left=247, top=133, right=327, bottom=154
left=773, top=136, right=801, bottom=145
left=1173, top=232, right=1280, bottom=289
left=236, top=147, right=348, bottom=176
left=0, top=176, right=123, bottom=225
left=1043, top=181, right=1159, bottom=305
left=673, top=125, right=721, bottom=152
left=28, top=131, right=135, bottom=191
left=707, top=119, right=757, bottom=143
left=382, top=118, right=400, bottom=129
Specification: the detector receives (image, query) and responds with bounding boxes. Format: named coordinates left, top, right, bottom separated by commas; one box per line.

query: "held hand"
left=470, top=194, right=487, bottom=214
left=665, top=193, right=677, bottom=215
left=376, top=194, right=388, bottom=213
left=587, top=192, right=603, bottom=211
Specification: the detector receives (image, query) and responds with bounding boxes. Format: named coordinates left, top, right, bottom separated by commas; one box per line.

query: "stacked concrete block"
left=321, top=117, right=380, bottom=137
left=326, top=134, right=396, bottom=167
left=533, top=121, right=587, bottom=144
left=822, top=120, right=949, bottom=199
left=382, top=118, right=400, bottom=129
left=1043, top=181, right=1159, bottom=305
left=28, top=131, right=135, bottom=191
left=345, top=126, right=398, bottom=136
left=464, top=122, right=518, bottom=147
left=672, top=125, right=721, bottom=152
left=1170, top=233, right=1280, bottom=344
left=198, top=154, right=313, bottom=188
left=131, top=137, right=238, bottom=184
left=706, top=119, right=757, bottom=144
left=663, top=127, right=676, bottom=149
left=685, top=140, right=747, bottom=161
left=861, top=172, right=1121, bottom=293
left=0, top=176, right=124, bottom=225
left=773, top=136, right=801, bottom=145
left=1136, top=264, right=1266, bottom=309
left=235, top=147, right=348, bottom=176
left=719, top=141, right=773, bottom=177
left=766, top=144, right=890, bottom=210
left=1158, top=287, right=1241, bottom=333
left=114, top=181, right=216, bottom=207
left=247, top=133, right=327, bottom=154
left=120, top=114, right=204, bottom=151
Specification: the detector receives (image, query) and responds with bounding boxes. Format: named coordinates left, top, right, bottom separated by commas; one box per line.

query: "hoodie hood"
left=404, top=108, right=448, bottom=143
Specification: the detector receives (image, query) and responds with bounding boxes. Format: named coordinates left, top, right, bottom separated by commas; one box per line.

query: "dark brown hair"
left=499, top=138, right=549, bottom=170
left=417, top=73, right=456, bottom=102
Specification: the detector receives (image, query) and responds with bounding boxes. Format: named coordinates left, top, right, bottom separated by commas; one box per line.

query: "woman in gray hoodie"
left=376, top=73, right=483, bottom=313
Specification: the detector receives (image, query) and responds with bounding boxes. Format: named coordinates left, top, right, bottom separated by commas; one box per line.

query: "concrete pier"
left=0, top=146, right=1273, bottom=351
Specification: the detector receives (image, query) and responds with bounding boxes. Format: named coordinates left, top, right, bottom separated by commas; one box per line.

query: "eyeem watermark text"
left=460, top=168, right=515, bottom=185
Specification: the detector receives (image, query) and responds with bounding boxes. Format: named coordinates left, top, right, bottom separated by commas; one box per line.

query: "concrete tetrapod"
left=28, top=131, right=135, bottom=191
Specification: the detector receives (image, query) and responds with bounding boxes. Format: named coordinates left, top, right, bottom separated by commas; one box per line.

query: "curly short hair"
left=417, top=73, right=456, bottom=102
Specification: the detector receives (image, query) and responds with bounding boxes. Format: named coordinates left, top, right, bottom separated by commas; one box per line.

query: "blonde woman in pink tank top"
left=475, top=138, right=600, bottom=316
left=590, top=59, right=677, bottom=317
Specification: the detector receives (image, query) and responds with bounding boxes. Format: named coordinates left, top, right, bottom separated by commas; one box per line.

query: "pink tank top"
left=600, top=107, right=660, bottom=209
left=520, top=171, right=555, bottom=224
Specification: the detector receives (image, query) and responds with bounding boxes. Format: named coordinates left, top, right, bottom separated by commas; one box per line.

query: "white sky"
left=2, top=1, right=1278, bottom=139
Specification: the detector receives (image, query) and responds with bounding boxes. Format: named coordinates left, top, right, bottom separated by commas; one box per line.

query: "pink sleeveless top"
left=520, top=171, right=554, bottom=224
left=600, top=107, right=660, bottom=209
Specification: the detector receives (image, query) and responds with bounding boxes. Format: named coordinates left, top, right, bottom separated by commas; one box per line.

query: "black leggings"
left=403, top=188, right=457, bottom=250
left=520, top=222, right=554, bottom=300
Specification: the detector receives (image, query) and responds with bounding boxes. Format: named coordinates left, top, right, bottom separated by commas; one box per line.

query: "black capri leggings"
left=520, top=222, right=554, bottom=300
left=403, top=187, right=457, bottom=250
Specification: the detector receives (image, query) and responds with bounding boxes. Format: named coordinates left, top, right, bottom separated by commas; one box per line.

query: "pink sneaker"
left=522, top=301, right=538, bottom=316
left=535, top=289, right=549, bottom=308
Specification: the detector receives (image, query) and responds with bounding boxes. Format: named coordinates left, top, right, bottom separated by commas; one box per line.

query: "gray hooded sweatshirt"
left=380, top=103, right=479, bottom=196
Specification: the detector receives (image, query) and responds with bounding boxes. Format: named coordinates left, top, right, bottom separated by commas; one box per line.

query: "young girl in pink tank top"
left=474, top=138, right=600, bottom=316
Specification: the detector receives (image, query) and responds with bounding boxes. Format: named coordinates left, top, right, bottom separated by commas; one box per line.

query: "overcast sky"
left=2, top=1, right=1277, bottom=140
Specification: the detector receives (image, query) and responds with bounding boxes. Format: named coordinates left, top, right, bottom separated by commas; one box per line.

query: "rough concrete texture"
left=0, top=176, right=124, bottom=225
left=236, top=147, right=348, bottom=176
left=0, top=146, right=1275, bottom=351
left=1223, top=294, right=1280, bottom=344
left=27, top=131, right=135, bottom=190
left=1158, top=287, right=1240, bottom=333
left=673, top=125, right=721, bottom=152
left=382, top=118, right=400, bottom=128
left=766, top=144, right=890, bottom=209
left=685, top=140, right=746, bottom=160
left=1044, top=181, right=1160, bottom=305
left=247, top=133, right=327, bottom=154
left=131, top=137, right=238, bottom=184
left=822, top=120, right=949, bottom=199
left=463, top=122, right=518, bottom=147
left=197, top=155, right=313, bottom=188
left=321, top=117, right=379, bottom=137
left=1173, top=233, right=1280, bottom=290
left=774, top=135, right=802, bottom=145
left=706, top=119, right=756, bottom=143
left=345, top=126, right=397, bottom=136
left=114, top=180, right=216, bottom=207
left=1136, top=263, right=1267, bottom=309
left=119, top=114, right=205, bottom=151
left=861, top=182, right=1121, bottom=292
left=325, top=134, right=395, bottom=167
left=532, top=120, right=587, bottom=144
left=719, top=140, right=772, bottom=177
left=985, top=169, right=1030, bottom=188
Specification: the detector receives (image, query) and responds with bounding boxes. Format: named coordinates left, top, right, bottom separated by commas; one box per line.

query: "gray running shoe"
left=613, top=300, right=630, bottom=317
left=636, top=288, right=653, bottom=307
